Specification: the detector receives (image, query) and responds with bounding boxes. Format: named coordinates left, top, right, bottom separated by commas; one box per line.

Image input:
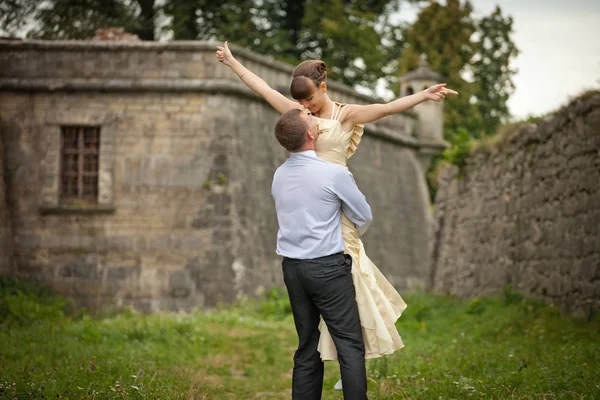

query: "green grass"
left=0, top=279, right=598, bottom=399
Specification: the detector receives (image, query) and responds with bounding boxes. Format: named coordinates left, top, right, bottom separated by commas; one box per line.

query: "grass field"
left=1, top=279, right=598, bottom=399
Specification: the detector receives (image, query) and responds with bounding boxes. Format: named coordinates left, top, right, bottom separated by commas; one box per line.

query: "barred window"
left=60, top=126, right=100, bottom=204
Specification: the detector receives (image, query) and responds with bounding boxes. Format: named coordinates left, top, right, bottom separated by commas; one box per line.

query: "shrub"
left=0, top=277, right=70, bottom=327
left=258, top=287, right=292, bottom=320
left=442, top=127, right=472, bottom=168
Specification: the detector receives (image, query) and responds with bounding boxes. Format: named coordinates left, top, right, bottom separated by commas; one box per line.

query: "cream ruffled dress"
left=309, top=103, right=407, bottom=360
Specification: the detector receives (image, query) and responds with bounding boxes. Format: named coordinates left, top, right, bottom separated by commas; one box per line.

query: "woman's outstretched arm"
left=216, top=41, right=300, bottom=115
left=341, top=83, right=458, bottom=129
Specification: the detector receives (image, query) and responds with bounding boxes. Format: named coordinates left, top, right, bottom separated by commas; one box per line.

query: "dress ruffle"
left=317, top=214, right=407, bottom=361
left=347, top=124, right=364, bottom=159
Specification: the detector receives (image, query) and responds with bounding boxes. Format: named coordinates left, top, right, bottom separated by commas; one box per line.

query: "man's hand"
left=423, top=83, right=459, bottom=102
left=215, top=41, right=234, bottom=66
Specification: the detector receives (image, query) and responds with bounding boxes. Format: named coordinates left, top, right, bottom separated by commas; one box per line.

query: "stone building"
left=0, top=40, right=446, bottom=311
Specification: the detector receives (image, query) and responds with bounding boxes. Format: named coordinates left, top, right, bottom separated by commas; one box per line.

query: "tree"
left=294, top=0, right=397, bottom=89
left=135, top=0, right=157, bottom=40
left=398, top=0, right=482, bottom=139
left=400, top=1, right=518, bottom=202
left=24, top=0, right=154, bottom=40
left=472, top=6, right=519, bottom=136
left=0, top=0, right=37, bottom=37
left=251, top=0, right=307, bottom=64
left=14, top=0, right=408, bottom=89
left=398, top=0, right=518, bottom=140
left=6, top=0, right=517, bottom=108
left=162, top=0, right=255, bottom=46
left=163, top=0, right=409, bottom=90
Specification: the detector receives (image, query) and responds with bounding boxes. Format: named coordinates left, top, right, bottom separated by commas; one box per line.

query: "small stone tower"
left=399, top=54, right=447, bottom=167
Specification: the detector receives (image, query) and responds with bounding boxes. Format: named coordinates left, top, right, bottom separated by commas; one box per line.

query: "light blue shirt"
left=271, top=150, right=372, bottom=259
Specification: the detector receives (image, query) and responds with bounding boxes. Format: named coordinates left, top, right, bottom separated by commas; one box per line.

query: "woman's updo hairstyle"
left=290, top=60, right=328, bottom=100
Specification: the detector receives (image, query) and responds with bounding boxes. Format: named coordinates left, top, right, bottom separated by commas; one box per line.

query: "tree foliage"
left=400, top=1, right=518, bottom=202
left=1, top=0, right=414, bottom=90
left=0, top=0, right=37, bottom=36
left=399, top=0, right=518, bottom=139
left=294, top=0, right=398, bottom=88
left=162, top=0, right=255, bottom=46
left=26, top=0, right=140, bottom=40
left=4, top=0, right=156, bottom=40
left=472, top=6, right=519, bottom=136
left=399, top=0, right=481, bottom=139
left=162, top=0, right=410, bottom=89
left=1, top=0, right=517, bottom=136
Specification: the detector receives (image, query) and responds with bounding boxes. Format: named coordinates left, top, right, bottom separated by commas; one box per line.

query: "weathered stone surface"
left=0, top=131, right=14, bottom=274
left=0, top=40, right=443, bottom=311
left=431, top=92, right=600, bottom=317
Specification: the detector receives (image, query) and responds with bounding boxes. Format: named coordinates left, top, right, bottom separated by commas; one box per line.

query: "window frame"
left=59, top=125, right=101, bottom=205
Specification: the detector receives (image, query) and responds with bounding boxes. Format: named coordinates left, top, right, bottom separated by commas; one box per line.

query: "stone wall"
left=0, top=129, right=14, bottom=273
left=0, top=40, right=442, bottom=311
left=431, top=92, right=600, bottom=317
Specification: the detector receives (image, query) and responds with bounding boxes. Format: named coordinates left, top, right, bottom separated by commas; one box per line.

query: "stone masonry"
left=0, top=40, right=447, bottom=311
left=0, top=130, right=14, bottom=273
left=431, top=92, right=600, bottom=317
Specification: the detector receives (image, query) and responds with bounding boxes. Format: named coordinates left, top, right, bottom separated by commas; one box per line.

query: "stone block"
left=169, top=269, right=194, bottom=299
left=58, top=260, right=101, bottom=280
left=107, top=264, right=141, bottom=281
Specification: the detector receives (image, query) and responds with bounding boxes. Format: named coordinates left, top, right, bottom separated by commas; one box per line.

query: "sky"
left=392, top=0, right=600, bottom=119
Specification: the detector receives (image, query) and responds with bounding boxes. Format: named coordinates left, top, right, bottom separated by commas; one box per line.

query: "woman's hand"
left=216, top=41, right=235, bottom=66
left=423, top=83, right=458, bottom=102
left=214, top=40, right=299, bottom=114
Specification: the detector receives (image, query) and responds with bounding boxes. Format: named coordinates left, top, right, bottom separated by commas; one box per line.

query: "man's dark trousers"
left=282, top=252, right=367, bottom=400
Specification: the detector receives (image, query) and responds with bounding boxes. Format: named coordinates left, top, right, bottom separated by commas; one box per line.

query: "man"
left=271, top=109, right=372, bottom=400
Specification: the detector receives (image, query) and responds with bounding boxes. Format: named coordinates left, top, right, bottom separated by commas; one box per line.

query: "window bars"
left=60, top=126, right=100, bottom=204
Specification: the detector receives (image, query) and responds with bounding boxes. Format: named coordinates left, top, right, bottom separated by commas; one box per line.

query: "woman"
left=216, top=41, right=457, bottom=388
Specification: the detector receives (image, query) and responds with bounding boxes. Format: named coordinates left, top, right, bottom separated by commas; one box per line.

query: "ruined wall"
left=0, top=40, right=439, bottom=311
left=431, top=92, right=600, bottom=316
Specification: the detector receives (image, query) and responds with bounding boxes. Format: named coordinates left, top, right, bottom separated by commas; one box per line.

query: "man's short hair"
left=274, top=109, right=308, bottom=152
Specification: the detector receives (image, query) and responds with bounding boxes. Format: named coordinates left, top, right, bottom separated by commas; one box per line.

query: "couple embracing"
left=216, top=41, right=457, bottom=399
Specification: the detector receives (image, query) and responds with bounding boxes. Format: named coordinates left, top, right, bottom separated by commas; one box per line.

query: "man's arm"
left=333, top=168, right=373, bottom=236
